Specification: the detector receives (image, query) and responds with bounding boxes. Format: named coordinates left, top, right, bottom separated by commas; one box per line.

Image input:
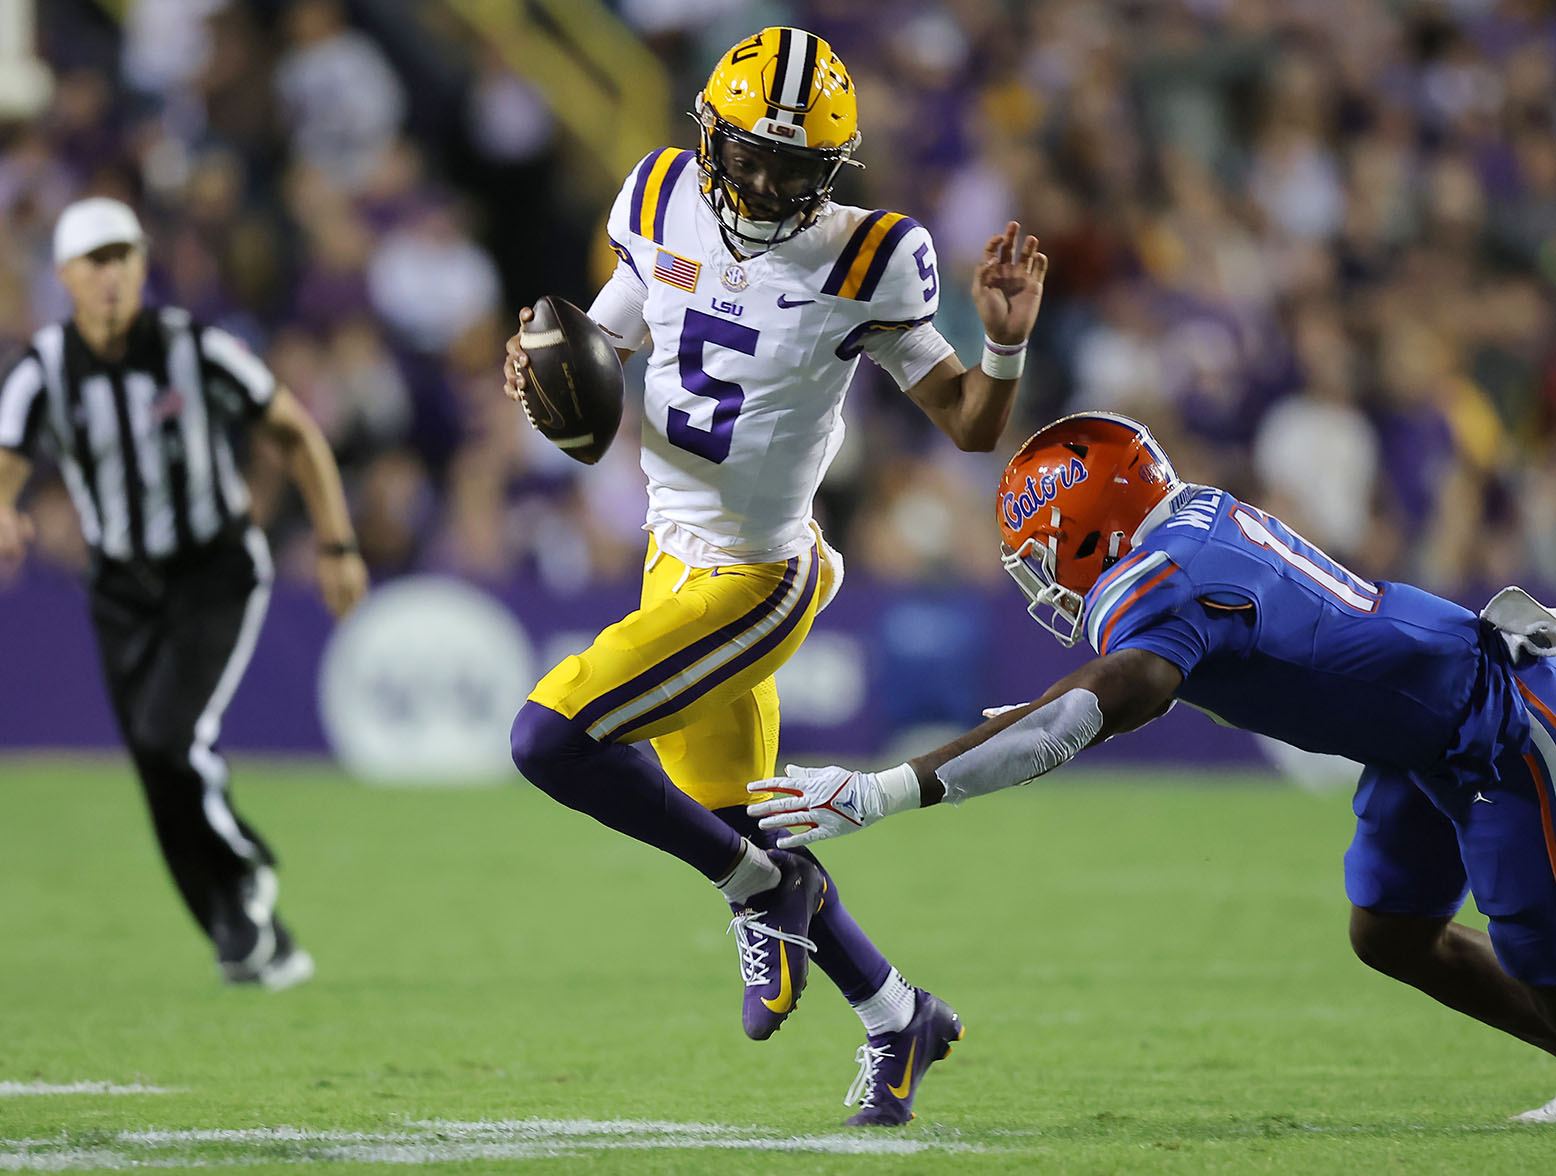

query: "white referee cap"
left=53, top=197, right=146, bottom=265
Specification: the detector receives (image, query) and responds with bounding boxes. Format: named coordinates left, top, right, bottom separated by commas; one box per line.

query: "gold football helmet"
left=694, top=27, right=861, bottom=253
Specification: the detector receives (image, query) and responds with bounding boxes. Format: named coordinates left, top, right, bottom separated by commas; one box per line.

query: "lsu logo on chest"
left=1001, top=458, right=1087, bottom=530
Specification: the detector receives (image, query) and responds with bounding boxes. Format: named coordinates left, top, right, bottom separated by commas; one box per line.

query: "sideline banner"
left=0, top=566, right=1265, bottom=774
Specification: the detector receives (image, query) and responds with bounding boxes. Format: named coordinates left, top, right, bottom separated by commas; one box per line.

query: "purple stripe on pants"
left=603, top=549, right=820, bottom=741
left=574, top=554, right=802, bottom=737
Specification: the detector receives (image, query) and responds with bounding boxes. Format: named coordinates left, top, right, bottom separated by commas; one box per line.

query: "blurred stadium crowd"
left=10, top=0, right=1556, bottom=597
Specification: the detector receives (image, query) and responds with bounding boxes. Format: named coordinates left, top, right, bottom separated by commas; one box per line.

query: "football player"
left=502, top=28, right=1046, bottom=1124
left=750, top=412, right=1556, bottom=1124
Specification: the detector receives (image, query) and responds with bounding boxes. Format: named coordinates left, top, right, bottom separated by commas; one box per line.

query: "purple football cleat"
left=727, top=850, right=823, bottom=1040
left=844, top=988, right=964, bottom=1126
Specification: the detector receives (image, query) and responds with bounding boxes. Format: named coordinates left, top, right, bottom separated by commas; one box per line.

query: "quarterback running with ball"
left=503, top=27, right=1045, bottom=1124
left=752, top=412, right=1556, bottom=1124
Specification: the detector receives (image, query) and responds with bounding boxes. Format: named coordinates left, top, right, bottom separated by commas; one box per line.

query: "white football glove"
left=747, top=763, right=920, bottom=848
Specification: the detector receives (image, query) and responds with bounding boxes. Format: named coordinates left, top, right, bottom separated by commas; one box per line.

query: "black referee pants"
left=88, top=526, right=278, bottom=955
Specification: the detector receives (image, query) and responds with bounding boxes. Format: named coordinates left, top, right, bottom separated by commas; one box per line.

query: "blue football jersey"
left=1083, top=486, right=1526, bottom=774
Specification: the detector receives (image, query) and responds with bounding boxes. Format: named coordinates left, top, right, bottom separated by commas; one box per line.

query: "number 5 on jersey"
left=669, top=308, right=758, bottom=464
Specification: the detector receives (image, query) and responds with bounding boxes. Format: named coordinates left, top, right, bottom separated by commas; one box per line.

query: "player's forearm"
left=260, top=389, right=356, bottom=548
left=908, top=650, right=1185, bottom=804
left=942, top=366, right=1019, bottom=452
left=908, top=688, right=1103, bottom=805
left=286, top=426, right=354, bottom=549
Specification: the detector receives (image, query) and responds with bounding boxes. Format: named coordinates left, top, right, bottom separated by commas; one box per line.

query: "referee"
left=0, top=197, right=367, bottom=989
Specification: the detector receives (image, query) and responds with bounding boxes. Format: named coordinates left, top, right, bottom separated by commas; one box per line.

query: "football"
left=516, top=295, right=625, bottom=465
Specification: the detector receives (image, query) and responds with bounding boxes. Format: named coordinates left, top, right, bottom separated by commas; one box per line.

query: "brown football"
left=516, top=295, right=625, bottom=465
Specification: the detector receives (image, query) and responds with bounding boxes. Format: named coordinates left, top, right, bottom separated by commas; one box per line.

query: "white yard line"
left=0, top=1083, right=178, bottom=1098
left=0, top=1118, right=1000, bottom=1169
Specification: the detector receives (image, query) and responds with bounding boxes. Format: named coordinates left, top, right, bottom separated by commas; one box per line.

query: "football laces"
left=513, top=361, right=540, bottom=428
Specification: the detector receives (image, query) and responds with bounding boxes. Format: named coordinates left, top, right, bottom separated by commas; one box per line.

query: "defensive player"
left=503, top=27, right=1046, bottom=1124
left=750, top=411, right=1556, bottom=1123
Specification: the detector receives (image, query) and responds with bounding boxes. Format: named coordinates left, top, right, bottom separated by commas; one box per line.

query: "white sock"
left=852, top=967, right=916, bottom=1036
left=716, top=841, right=781, bottom=905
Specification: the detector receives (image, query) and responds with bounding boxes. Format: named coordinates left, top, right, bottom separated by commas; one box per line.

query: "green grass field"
left=2, top=757, right=1554, bottom=1173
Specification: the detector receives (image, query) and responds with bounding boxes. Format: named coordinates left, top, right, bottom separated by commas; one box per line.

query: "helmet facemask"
left=1001, top=510, right=1088, bottom=648
left=694, top=97, right=857, bottom=254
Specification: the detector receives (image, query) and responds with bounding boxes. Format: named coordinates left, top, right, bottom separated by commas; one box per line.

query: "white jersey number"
left=1232, top=507, right=1379, bottom=613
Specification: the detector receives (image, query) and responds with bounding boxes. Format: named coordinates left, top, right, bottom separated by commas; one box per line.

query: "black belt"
left=90, top=516, right=254, bottom=585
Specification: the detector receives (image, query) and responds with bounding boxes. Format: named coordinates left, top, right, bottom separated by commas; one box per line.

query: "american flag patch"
left=653, top=248, right=700, bottom=293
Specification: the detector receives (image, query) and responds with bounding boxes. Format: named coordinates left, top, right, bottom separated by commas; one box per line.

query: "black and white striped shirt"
left=0, top=307, right=276, bottom=561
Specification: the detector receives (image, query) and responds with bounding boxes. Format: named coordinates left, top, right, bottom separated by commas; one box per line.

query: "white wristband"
left=875, top=762, right=921, bottom=817
left=980, top=335, right=1027, bottom=380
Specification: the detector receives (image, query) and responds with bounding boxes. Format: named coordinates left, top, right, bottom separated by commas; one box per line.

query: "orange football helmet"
left=998, top=413, right=1184, bottom=646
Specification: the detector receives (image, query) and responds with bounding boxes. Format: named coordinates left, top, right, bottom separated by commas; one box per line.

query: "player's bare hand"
left=318, top=550, right=369, bottom=620
left=503, top=306, right=534, bottom=402
left=0, top=505, right=35, bottom=566
left=748, top=763, right=920, bottom=848
left=973, top=221, right=1046, bottom=346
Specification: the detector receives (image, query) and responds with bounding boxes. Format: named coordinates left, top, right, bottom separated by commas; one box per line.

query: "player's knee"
left=793, top=848, right=836, bottom=901
left=510, top=702, right=589, bottom=793
left=1348, top=906, right=1436, bottom=977
left=125, top=714, right=191, bottom=772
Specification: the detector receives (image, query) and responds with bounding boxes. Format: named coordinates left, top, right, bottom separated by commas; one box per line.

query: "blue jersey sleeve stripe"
left=852, top=216, right=919, bottom=301
left=1085, top=549, right=1169, bottom=652
left=1089, top=547, right=1151, bottom=601
left=1099, top=562, right=1179, bottom=656
left=1082, top=549, right=1153, bottom=647
left=1514, top=680, right=1556, bottom=880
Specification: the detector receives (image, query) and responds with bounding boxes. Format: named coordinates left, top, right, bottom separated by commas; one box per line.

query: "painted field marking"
left=0, top=1082, right=178, bottom=1097
left=0, top=1117, right=1005, bottom=1168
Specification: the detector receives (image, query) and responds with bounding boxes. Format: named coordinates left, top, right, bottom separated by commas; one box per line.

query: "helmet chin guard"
left=1002, top=533, right=1087, bottom=648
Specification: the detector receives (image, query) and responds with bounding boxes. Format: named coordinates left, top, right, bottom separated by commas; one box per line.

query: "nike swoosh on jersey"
left=887, top=1040, right=917, bottom=1098
left=761, top=942, right=794, bottom=1013
left=776, top=294, right=816, bottom=308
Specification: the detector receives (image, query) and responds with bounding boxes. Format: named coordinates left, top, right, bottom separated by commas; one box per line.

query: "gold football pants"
left=528, top=537, right=824, bottom=809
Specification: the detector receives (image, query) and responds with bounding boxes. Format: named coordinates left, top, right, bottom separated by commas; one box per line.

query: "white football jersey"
left=590, top=147, right=951, bottom=566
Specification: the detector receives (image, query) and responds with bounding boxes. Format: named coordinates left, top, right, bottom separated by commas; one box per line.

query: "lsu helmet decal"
left=997, top=413, right=1184, bottom=647
left=694, top=27, right=861, bottom=254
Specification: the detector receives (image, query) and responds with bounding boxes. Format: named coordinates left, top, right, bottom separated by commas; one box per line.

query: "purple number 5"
left=669, top=308, right=758, bottom=464
left=913, top=243, right=937, bottom=302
